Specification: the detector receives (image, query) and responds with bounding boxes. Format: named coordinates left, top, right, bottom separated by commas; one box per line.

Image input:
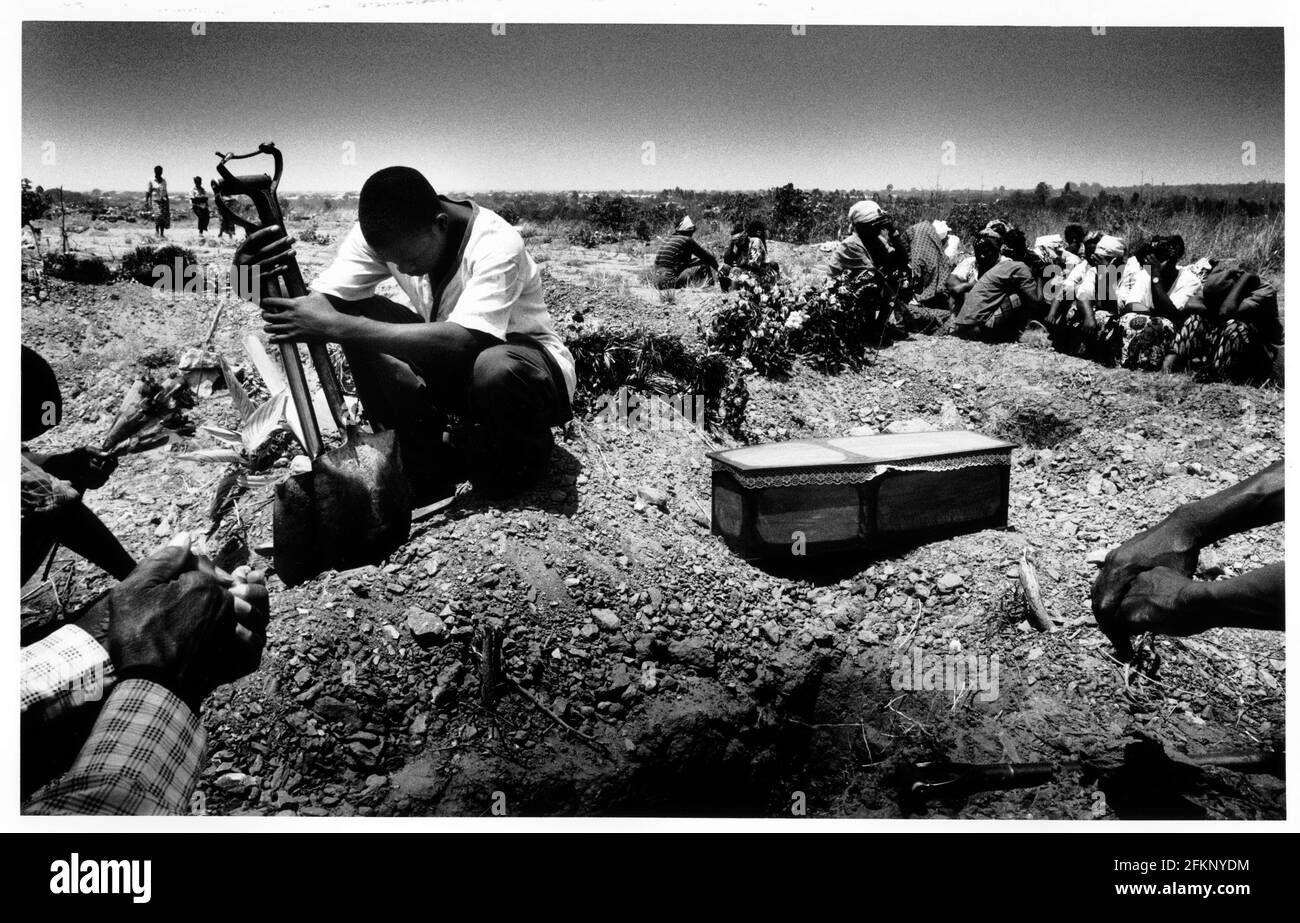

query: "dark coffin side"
left=709, top=431, right=1016, bottom=560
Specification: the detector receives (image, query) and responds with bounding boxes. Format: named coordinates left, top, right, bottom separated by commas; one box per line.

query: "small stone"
left=760, top=621, right=782, bottom=645
left=856, top=627, right=880, bottom=645
left=215, top=772, right=253, bottom=792
left=313, top=696, right=362, bottom=730
left=636, top=486, right=669, bottom=510
left=883, top=418, right=938, bottom=434
left=405, top=606, right=447, bottom=646
left=666, top=637, right=716, bottom=674
left=936, top=573, right=964, bottom=593
left=591, top=608, right=621, bottom=631
left=640, top=662, right=659, bottom=691
left=1086, top=547, right=1113, bottom=566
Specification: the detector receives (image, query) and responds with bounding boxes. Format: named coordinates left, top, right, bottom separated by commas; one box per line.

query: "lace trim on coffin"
left=714, top=450, right=1012, bottom=489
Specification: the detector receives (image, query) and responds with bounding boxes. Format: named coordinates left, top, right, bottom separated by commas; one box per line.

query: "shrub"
left=565, top=325, right=748, bottom=437
left=295, top=223, right=332, bottom=246
left=22, top=179, right=51, bottom=227
left=120, top=244, right=198, bottom=286
left=42, top=252, right=112, bottom=284
left=705, top=278, right=796, bottom=377
left=569, top=223, right=619, bottom=249
left=706, top=268, right=907, bottom=376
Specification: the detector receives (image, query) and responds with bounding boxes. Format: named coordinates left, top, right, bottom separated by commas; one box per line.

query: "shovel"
left=214, top=143, right=410, bottom=586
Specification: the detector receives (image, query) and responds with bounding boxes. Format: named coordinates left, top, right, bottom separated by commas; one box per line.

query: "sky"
left=21, top=22, right=1284, bottom=193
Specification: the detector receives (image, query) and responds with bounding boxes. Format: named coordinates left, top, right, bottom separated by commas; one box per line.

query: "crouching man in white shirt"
left=233, top=166, right=575, bottom=502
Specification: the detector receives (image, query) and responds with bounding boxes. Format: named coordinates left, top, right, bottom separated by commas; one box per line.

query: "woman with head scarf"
left=946, top=235, right=1004, bottom=313
left=1108, top=234, right=1205, bottom=370
left=190, top=176, right=210, bottom=238
left=1165, top=261, right=1281, bottom=384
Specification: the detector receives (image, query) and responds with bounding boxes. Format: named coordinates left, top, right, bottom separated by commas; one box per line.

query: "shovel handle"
left=215, top=143, right=325, bottom=456
left=307, top=343, right=349, bottom=432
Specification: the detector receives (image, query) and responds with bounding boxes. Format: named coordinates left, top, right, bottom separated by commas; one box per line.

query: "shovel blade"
left=273, top=428, right=411, bottom=586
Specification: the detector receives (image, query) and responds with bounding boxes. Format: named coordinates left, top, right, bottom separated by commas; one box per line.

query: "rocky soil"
left=19, top=224, right=1285, bottom=819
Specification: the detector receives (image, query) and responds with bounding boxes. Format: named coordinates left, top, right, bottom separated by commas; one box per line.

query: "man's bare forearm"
left=946, top=276, right=974, bottom=296
left=1149, top=273, right=1182, bottom=323
left=331, top=313, right=455, bottom=366
left=1182, top=563, right=1285, bottom=633
left=1165, top=461, right=1284, bottom=547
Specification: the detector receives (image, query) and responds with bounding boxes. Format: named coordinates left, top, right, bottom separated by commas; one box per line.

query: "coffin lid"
left=708, top=430, right=1016, bottom=473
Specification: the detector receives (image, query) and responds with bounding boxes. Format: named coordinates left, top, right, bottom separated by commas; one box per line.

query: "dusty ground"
left=19, top=213, right=1286, bottom=819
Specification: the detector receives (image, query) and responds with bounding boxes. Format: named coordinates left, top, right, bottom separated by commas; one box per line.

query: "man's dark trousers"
left=332, top=296, right=571, bottom=500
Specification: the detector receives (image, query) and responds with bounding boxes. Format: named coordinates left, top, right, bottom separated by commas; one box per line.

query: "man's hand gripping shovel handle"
left=214, top=143, right=350, bottom=457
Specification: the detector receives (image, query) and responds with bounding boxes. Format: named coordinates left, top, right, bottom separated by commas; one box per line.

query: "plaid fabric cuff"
left=23, top=679, right=205, bottom=816
left=20, top=624, right=114, bottom=721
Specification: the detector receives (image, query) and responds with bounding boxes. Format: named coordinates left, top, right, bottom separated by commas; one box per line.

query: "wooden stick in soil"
left=202, top=301, right=227, bottom=349
left=1018, top=550, right=1056, bottom=633
left=480, top=623, right=502, bottom=711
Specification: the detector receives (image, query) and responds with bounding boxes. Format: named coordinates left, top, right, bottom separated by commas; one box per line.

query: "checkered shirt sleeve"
left=23, top=680, right=206, bottom=815
left=20, top=625, right=115, bottom=722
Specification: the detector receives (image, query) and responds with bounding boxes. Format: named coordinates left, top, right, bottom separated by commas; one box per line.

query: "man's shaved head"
left=359, top=166, right=443, bottom=250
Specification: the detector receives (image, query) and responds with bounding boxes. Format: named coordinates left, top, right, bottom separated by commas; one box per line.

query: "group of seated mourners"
left=820, top=200, right=1282, bottom=384
left=652, top=216, right=780, bottom=291
left=652, top=198, right=1281, bottom=384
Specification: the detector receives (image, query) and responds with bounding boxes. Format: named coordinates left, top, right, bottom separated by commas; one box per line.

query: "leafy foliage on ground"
left=566, top=324, right=747, bottom=437
left=705, top=271, right=910, bottom=376
left=120, top=244, right=198, bottom=286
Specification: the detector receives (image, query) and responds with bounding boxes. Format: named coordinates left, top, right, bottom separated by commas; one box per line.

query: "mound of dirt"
left=20, top=262, right=1286, bottom=820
